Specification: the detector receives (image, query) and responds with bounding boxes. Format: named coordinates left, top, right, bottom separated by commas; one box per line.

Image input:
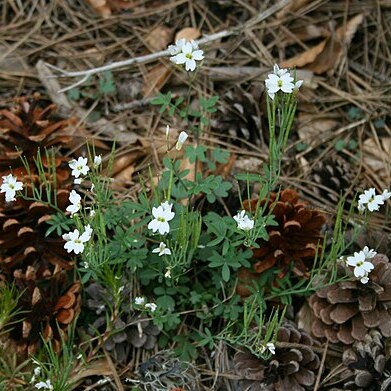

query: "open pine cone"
left=0, top=94, right=74, bottom=179
left=234, top=322, right=321, bottom=391
left=10, top=273, right=81, bottom=355
left=337, top=329, right=391, bottom=390
left=309, top=156, right=357, bottom=206
left=308, top=254, right=391, bottom=345
left=244, top=189, right=326, bottom=277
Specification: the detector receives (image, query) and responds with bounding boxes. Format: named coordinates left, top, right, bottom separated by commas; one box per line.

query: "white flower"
left=168, top=38, right=187, bottom=55
left=93, top=155, right=102, bottom=167
left=31, top=366, right=41, bottom=383
left=360, top=275, right=369, bottom=284
left=89, top=209, right=96, bottom=217
left=134, top=297, right=145, bottom=305
left=164, top=268, right=172, bottom=279
left=152, top=242, right=172, bottom=256
left=69, top=157, right=90, bottom=178
left=74, top=178, right=83, bottom=185
left=294, top=80, right=303, bottom=91
left=273, top=64, right=288, bottom=76
left=82, top=261, right=89, bottom=268
left=145, top=303, right=157, bottom=312
left=260, top=342, right=276, bottom=355
left=346, top=250, right=374, bottom=279
left=176, top=131, right=188, bottom=150
left=382, top=189, right=391, bottom=201
left=148, top=202, right=175, bottom=235
left=170, top=41, right=204, bottom=72
left=233, top=210, right=255, bottom=231
left=265, top=72, right=294, bottom=100
left=35, top=380, right=53, bottom=390
left=66, top=190, right=81, bottom=216
left=362, top=246, right=377, bottom=259
left=1, top=174, right=23, bottom=202
left=62, top=226, right=93, bottom=254
left=358, top=188, right=384, bottom=212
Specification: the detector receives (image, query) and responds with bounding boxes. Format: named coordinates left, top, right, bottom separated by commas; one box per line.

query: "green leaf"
left=99, top=71, right=116, bottom=95
left=184, top=145, right=207, bottom=163
left=212, top=148, right=230, bottom=164
left=335, top=139, right=346, bottom=151
left=221, top=264, right=231, bottom=282
left=67, top=88, right=80, bottom=101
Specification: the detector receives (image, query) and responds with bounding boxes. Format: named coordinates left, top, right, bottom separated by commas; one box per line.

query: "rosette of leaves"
left=234, top=321, right=321, bottom=391
left=85, top=282, right=159, bottom=363
left=246, top=189, right=326, bottom=276
left=308, top=254, right=391, bottom=345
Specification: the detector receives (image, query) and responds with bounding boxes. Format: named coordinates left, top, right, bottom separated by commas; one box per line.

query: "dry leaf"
left=86, top=0, right=111, bottom=17
left=297, top=112, right=339, bottom=144
left=362, top=137, right=391, bottom=181
left=281, top=14, right=364, bottom=74
left=175, top=27, right=201, bottom=42
left=145, top=25, right=172, bottom=52
left=142, top=64, right=172, bottom=97
left=277, top=0, right=313, bottom=19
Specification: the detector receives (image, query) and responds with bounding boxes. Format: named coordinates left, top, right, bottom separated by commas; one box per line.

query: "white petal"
left=181, top=42, right=193, bottom=55
left=192, top=50, right=204, bottom=60
left=148, top=219, right=159, bottom=232
left=157, top=221, right=170, bottom=235
left=185, top=59, right=196, bottom=71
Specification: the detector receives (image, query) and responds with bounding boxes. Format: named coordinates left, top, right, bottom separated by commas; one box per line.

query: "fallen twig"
left=42, top=0, right=290, bottom=92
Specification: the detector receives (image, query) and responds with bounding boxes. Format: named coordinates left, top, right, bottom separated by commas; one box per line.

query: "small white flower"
left=145, top=303, right=157, bottom=312
left=362, top=246, right=377, bottom=259
left=167, top=38, right=187, bottom=55
left=152, top=242, right=172, bottom=256
left=76, top=353, right=83, bottom=360
left=265, top=71, right=294, bottom=100
left=294, top=80, right=303, bottom=91
left=266, top=342, right=276, bottom=355
left=69, top=157, right=90, bottom=178
left=170, top=41, right=204, bottom=72
left=118, top=286, right=125, bottom=293
left=382, top=189, right=391, bottom=201
left=346, top=250, right=374, bottom=278
left=164, top=268, right=172, bottom=279
left=66, top=190, right=81, bottom=216
left=1, top=174, right=23, bottom=202
left=35, top=380, right=53, bottom=390
left=260, top=342, right=275, bottom=355
left=93, top=155, right=102, bottom=167
left=134, top=297, right=145, bottom=305
left=273, top=64, right=288, bottom=76
left=89, top=209, right=96, bottom=217
left=360, top=275, right=369, bottom=284
left=233, top=210, right=255, bottom=231
left=34, top=367, right=41, bottom=376
left=74, top=178, right=83, bottom=185
left=62, top=225, right=92, bottom=255
left=176, top=131, right=188, bottom=150
left=148, top=202, right=175, bottom=235
left=83, top=261, right=89, bottom=268
left=358, top=188, right=384, bottom=212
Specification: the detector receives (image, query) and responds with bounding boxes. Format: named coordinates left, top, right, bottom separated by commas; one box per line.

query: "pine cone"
left=339, top=330, right=391, bottom=390
left=234, top=322, right=321, bottom=391
left=308, top=254, right=391, bottom=345
left=211, top=85, right=263, bottom=147
left=309, top=156, right=357, bottom=206
left=245, top=189, right=326, bottom=277
left=9, top=274, right=81, bottom=355
left=85, top=282, right=160, bottom=363
left=0, top=94, right=74, bottom=179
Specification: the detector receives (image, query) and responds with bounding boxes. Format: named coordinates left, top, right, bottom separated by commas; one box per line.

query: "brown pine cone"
left=0, top=94, right=74, bottom=180
left=10, top=275, right=81, bottom=355
left=244, top=188, right=326, bottom=277
left=308, top=254, right=391, bottom=345
left=338, top=330, right=391, bottom=390
left=234, top=322, right=321, bottom=391
left=309, top=156, right=357, bottom=205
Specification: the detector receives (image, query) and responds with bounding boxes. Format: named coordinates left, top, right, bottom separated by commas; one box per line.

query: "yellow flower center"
left=277, top=79, right=283, bottom=87
left=157, top=217, right=166, bottom=222
left=186, top=53, right=193, bottom=59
